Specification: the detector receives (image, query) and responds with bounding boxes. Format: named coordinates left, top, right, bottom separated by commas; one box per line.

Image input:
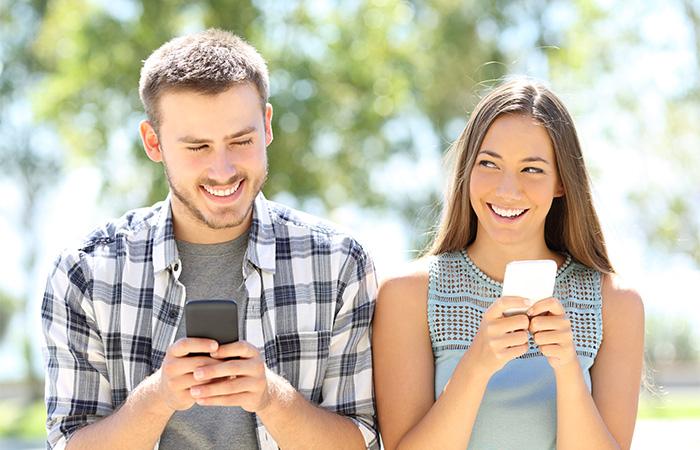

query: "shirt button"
left=173, top=263, right=180, bottom=272
left=169, top=309, right=178, bottom=319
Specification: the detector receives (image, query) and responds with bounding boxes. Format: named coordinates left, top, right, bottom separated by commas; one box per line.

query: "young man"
left=42, top=29, right=378, bottom=450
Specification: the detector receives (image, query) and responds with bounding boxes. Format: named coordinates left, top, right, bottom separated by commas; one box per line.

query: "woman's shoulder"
left=379, top=257, right=431, bottom=293
left=377, top=257, right=431, bottom=310
left=600, top=272, right=645, bottom=328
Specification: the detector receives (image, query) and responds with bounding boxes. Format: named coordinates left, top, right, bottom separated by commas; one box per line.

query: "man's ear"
left=264, top=103, right=274, bottom=147
left=139, top=120, right=163, bottom=163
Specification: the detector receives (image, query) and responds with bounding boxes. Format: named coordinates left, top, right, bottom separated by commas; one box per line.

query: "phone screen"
left=502, top=259, right=557, bottom=316
left=185, top=299, right=239, bottom=351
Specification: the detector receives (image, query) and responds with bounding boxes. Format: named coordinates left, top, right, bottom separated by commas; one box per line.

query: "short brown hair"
left=139, top=29, right=269, bottom=131
left=429, top=78, right=614, bottom=274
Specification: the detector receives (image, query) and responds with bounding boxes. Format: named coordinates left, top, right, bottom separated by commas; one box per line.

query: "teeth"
left=491, top=204, right=525, bottom=218
left=203, top=181, right=241, bottom=197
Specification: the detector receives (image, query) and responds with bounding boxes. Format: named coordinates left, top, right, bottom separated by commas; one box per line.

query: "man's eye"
left=188, top=145, right=207, bottom=152
left=235, top=139, right=253, bottom=146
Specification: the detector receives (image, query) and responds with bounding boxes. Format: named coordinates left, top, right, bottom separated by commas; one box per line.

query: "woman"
left=373, top=79, right=644, bottom=450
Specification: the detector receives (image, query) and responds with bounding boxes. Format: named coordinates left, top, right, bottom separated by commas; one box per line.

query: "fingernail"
left=194, top=369, right=204, bottom=380
left=190, top=387, right=200, bottom=396
left=210, top=342, right=218, bottom=351
left=525, top=298, right=534, bottom=306
left=210, top=351, right=218, bottom=357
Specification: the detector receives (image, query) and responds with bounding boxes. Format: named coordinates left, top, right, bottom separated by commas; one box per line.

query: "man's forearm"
left=66, top=373, right=174, bottom=450
left=256, top=370, right=367, bottom=450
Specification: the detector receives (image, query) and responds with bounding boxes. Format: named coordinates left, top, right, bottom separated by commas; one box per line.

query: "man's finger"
left=211, top=340, right=259, bottom=360
left=169, top=337, right=219, bottom=358
left=191, top=375, right=260, bottom=398
left=194, top=357, right=261, bottom=381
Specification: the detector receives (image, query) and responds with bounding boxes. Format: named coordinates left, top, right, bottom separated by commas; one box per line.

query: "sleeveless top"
left=428, top=251, right=603, bottom=450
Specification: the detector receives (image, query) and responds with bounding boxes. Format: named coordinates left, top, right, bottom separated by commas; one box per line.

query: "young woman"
left=373, top=79, right=644, bottom=450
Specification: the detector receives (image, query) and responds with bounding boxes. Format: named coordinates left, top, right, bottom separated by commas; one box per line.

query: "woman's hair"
left=428, top=78, right=614, bottom=274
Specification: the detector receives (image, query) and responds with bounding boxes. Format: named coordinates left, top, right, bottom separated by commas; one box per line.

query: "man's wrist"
left=256, top=368, right=296, bottom=421
left=137, top=371, right=177, bottom=419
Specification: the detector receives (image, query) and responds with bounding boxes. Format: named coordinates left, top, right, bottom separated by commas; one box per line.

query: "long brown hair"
left=428, top=78, right=614, bottom=274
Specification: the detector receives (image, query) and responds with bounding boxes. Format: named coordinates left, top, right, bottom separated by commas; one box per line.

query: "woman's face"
left=469, top=113, right=564, bottom=249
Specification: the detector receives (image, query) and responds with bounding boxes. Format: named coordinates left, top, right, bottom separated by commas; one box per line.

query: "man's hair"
left=139, top=28, right=269, bottom=131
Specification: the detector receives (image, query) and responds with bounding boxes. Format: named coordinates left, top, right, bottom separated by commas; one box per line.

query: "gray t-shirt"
left=159, top=231, right=258, bottom=450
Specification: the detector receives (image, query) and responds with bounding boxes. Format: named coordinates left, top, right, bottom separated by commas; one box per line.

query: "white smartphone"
left=501, top=259, right=557, bottom=316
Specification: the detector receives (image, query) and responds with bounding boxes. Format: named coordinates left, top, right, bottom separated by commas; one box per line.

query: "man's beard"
left=163, top=162, right=266, bottom=230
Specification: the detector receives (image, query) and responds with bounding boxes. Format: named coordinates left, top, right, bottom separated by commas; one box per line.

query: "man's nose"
left=208, top=145, right=237, bottom=181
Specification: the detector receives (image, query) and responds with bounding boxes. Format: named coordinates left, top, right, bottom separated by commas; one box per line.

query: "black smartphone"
left=185, top=299, right=239, bottom=356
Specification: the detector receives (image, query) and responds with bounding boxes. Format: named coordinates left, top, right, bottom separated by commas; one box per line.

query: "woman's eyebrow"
left=478, top=150, right=550, bottom=165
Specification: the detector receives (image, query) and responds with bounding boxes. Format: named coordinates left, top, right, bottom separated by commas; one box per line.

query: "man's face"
left=141, top=83, right=273, bottom=243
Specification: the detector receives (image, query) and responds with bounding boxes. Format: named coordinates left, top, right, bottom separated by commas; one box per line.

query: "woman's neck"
left=466, top=238, right=564, bottom=283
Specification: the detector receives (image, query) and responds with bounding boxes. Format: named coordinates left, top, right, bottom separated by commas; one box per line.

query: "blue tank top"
left=428, top=251, right=603, bottom=450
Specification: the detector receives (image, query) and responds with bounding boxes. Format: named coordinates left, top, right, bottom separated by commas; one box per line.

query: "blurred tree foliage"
left=0, top=290, right=17, bottom=341
left=1, top=0, right=58, bottom=400
left=646, top=314, right=700, bottom=365
left=627, top=0, right=700, bottom=266
left=632, top=0, right=700, bottom=265
left=23, top=0, right=579, bottom=235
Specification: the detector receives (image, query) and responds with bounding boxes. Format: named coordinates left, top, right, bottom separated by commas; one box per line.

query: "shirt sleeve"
left=42, top=249, right=113, bottom=449
left=322, top=239, right=379, bottom=449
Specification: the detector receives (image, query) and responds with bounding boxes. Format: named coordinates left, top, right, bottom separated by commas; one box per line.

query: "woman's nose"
left=495, top=173, right=523, bottom=201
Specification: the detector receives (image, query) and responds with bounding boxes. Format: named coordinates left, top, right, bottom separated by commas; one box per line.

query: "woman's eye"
left=478, top=160, right=497, bottom=168
left=523, top=167, right=544, bottom=174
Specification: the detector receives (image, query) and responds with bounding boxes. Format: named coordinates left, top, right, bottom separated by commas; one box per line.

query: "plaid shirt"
left=42, top=193, right=378, bottom=450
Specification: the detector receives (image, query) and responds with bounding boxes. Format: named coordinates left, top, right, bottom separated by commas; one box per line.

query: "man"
left=42, top=29, right=378, bottom=450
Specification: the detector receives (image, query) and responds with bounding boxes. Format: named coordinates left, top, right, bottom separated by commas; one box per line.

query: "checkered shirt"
left=41, top=193, right=378, bottom=449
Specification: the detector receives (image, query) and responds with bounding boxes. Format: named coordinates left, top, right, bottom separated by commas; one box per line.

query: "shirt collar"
left=152, top=193, right=179, bottom=274
left=151, top=192, right=277, bottom=274
left=246, top=192, right=277, bottom=273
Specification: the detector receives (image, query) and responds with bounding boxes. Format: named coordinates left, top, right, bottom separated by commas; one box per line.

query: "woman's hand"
left=469, top=296, right=533, bottom=377
left=527, top=297, right=578, bottom=370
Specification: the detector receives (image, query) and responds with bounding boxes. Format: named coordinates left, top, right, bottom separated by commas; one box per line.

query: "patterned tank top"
left=428, top=251, right=603, bottom=450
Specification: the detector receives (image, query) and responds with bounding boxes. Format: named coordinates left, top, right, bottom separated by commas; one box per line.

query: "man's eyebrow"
left=177, top=126, right=257, bottom=144
left=478, top=150, right=551, bottom=164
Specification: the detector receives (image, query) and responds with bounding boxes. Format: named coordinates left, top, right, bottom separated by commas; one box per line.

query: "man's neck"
left=171, top=207, right=252, bottom=244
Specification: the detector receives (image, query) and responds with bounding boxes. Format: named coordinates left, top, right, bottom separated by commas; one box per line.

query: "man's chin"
left=202, top=215, right=249, bottom=230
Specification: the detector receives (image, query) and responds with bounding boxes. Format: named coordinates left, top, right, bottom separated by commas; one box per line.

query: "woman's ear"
left=554, top=178, right=565, bottom=198
left=555, top=185, right=565, bottom=198
left=139, top=120, right=163, bottom=163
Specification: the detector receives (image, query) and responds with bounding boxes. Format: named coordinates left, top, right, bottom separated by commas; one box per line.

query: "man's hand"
left=188, top=340, right=275, bottom=412
left=527, top=297, right=578, bottom=370
left=156, top=337, right=222, bottom=411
